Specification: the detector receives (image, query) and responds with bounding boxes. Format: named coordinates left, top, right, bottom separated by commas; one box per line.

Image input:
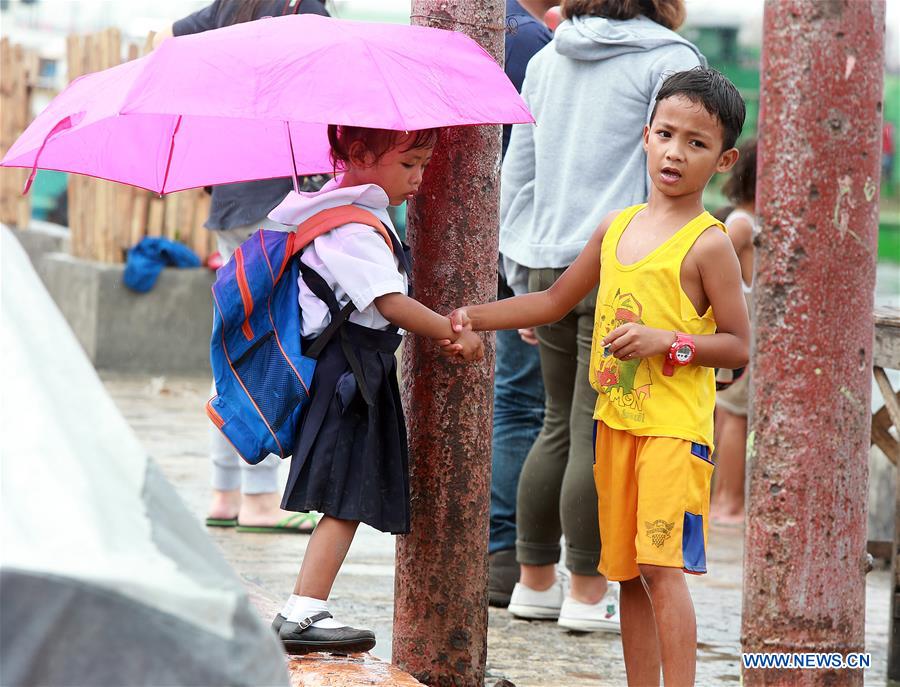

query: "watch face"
left=675, top=345, right=693, bottom=363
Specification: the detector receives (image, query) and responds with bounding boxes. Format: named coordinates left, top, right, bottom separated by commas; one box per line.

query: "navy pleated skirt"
left=281, top=320, right=409, bottom=534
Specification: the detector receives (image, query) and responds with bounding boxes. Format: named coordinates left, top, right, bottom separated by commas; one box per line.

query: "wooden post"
left=0, top=38, right=34, bottom=227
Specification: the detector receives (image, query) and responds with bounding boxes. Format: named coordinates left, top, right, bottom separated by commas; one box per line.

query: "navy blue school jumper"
left=281, top=231, right=413, bottom=535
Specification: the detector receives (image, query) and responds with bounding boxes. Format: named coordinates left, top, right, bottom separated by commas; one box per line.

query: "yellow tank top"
left=590, top=204, right=724, bottom=449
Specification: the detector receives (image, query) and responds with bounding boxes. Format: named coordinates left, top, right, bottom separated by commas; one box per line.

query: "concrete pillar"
left=392, top=2, right=503, bottom=686
left=742, top=1, right=885, bottom=685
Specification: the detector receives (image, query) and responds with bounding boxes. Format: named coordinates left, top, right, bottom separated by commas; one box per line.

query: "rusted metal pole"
left=392, top=2, right=503, bottom=685
left=742, top=2, right=884, bottom=685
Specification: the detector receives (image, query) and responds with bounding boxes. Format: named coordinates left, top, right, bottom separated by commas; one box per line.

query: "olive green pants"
left=515, top=268, right=601, bottom=576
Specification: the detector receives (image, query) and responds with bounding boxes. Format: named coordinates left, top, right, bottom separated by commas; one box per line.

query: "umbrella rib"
left=284, top=121, right=300, bottom=194
left=358, top=40, right=406, bottom=130
left=21, top=115, right=77, bottom=194
left=160, top=115, right=183, bottom=195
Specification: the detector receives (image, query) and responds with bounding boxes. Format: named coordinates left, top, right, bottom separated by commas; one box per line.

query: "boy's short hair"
left=722, top=138, right=757, bottom=205
left=649, top=67, right=746, bottom=151
left=327, top=125, right=440, bottom=174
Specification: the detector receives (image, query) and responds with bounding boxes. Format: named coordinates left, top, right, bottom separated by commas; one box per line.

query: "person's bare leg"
left=238, top=492, right=316, bottom=528
left=639, top=564, right=696, bottom=687
left=519, top=563, right=557, bottom=591
left=710, top=409, right=746, bottom=524
left=519, top=564, right=609, bottom=604
left=569, top=573, right=608, bottom=604
left=294, top=516, right=360, bottom=599
left=207, top=488, right=241, bottom=520
left=620, top=576, right=660, bottom=687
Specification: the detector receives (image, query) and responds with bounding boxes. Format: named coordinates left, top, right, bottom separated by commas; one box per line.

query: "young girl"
left=710, top=138, right=757, bottom=525
left=265, top=125, right=483, bottom=654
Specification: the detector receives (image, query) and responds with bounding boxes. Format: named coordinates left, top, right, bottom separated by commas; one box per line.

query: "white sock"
left=288, top=595, right=346, bottom=629
left=280, top=594, right=301, bottom=618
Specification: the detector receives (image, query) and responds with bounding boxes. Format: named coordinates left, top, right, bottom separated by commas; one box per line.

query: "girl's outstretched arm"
left=374, top=293, right=483, bottom=361
left=451, top=212, right=616, bottom=333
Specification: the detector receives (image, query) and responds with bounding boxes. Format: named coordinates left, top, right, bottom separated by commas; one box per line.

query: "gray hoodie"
left=499, top=15, right=704, bottom=282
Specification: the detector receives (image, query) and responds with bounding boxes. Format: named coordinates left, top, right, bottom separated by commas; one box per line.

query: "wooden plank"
left=875, top=367, right=900, bottom=437
left=873, top=408, right=899, bottom=466
left=96, top=179, right=109, bottom=262
left=0, top=39, right=32, bottom=227
left=869, top=540, right=893, bottom=562
left=177, top=190, right=197, bottom=243
left=147, top=197, right=164, bottom=236
left=0, top=38, right=13, bottom=226
left=191, top=193, right=210, bottom=259
left=131, top=192, right=150, bottom=248
left=875, top=306, right=900, bottom=370
left=114, top=185, right=135, bottom=262
left=163, top=194, right=179, bottom=240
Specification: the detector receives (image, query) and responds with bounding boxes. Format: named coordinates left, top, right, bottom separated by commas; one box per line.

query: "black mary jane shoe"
left=272, top=613, right=286, bottom=633
left=279, top=612, right=376, bottom=655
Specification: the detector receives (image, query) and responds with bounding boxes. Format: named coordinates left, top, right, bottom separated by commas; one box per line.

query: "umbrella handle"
left=23, top=113, right=82, bottom=195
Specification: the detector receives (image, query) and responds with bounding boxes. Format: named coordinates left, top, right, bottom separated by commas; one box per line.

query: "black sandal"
left=279, top=612, right=376, bottom=655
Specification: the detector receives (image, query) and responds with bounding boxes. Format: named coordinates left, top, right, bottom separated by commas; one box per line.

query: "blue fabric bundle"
left=123, top=237, right=201, bottom=293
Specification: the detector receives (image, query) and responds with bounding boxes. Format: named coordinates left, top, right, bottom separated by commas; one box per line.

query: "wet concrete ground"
left=103, top=372, right=893, bottom=686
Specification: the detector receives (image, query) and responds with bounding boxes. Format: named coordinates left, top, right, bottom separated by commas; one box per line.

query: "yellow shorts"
left=593, top=422, right=713, bottom=581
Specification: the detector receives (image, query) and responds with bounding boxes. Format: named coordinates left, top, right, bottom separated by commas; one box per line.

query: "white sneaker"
left=507, top=580, right=564, bottom=619
left=557, top=585, right=622, bottom=634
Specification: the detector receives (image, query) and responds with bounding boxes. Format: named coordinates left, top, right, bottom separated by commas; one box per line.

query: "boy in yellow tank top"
left=443, top=68, right=750, bottom=686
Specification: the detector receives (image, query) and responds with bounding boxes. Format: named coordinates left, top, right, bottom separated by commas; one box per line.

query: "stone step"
left=243, top=574, right=422, bottom=687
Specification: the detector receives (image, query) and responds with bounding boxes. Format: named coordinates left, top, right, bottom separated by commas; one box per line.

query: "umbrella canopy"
left=1, top=14, right=533, bottom=194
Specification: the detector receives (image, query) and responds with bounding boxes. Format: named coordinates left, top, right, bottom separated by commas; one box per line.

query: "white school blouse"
left=267, top=180, right=408, bottom=338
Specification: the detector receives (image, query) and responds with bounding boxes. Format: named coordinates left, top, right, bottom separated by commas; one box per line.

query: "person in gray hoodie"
left=501, top=0, right=704, bottom=634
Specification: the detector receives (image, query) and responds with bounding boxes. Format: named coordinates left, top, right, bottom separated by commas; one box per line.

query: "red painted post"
left=742, top=2, right=885, bottom=685
left=391, top=2, right=503, bottom=685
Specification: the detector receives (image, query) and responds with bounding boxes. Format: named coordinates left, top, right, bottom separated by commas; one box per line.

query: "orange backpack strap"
left=278, top=206, right=394, bottom=282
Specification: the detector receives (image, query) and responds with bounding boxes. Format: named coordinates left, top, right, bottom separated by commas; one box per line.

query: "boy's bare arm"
left=603, top=227, right=750, bottom=370
left=693, top=228, right=750, bottom=369
left=374, top=293, right=483, bottom=360
left=452, top=212, right=617, bottom=333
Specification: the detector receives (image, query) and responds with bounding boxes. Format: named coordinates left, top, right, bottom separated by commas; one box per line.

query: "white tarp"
left=0, top=227, right=289, bottom=686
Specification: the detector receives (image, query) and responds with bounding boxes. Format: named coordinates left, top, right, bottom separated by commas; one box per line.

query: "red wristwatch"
left=662, top=332, right=695, bottom=376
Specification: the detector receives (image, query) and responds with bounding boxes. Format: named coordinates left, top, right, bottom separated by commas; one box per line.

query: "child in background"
left=446, top=68, right=749, bottom=685
left=711, top=138, right=757, bottom=525
left=266, top=125, right=483, bottom=655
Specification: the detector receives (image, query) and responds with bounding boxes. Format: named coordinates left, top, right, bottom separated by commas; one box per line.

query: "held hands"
left=433, top=307, right=483, bottom=362
left=452, top=328, right=484, bottom=361
left=602, top=324, right=674, bottom=361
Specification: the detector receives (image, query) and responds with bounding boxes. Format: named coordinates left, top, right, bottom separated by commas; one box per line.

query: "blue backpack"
left=207, top=206, right=394, bottom=465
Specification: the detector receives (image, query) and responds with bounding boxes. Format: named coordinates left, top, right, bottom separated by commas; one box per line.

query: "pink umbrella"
left=2, top=14, right=533, bottom=195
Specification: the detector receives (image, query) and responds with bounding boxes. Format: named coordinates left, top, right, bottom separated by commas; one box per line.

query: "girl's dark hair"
left=649, top=67, right=746, bottom=151
left=722, top=138, right=757, bottom=205
left=561, top=0, right=686, bottom=30
left=327, top=126, right=441, bottom=173
left=225, top=0, right=301, bottom=26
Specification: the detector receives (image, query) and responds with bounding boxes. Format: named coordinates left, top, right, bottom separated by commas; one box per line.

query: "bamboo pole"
left=0, top=38, right=34, bottom=227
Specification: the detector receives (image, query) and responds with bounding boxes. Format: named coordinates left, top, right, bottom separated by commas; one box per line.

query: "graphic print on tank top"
left=594, top=288, right=653, bottom=423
